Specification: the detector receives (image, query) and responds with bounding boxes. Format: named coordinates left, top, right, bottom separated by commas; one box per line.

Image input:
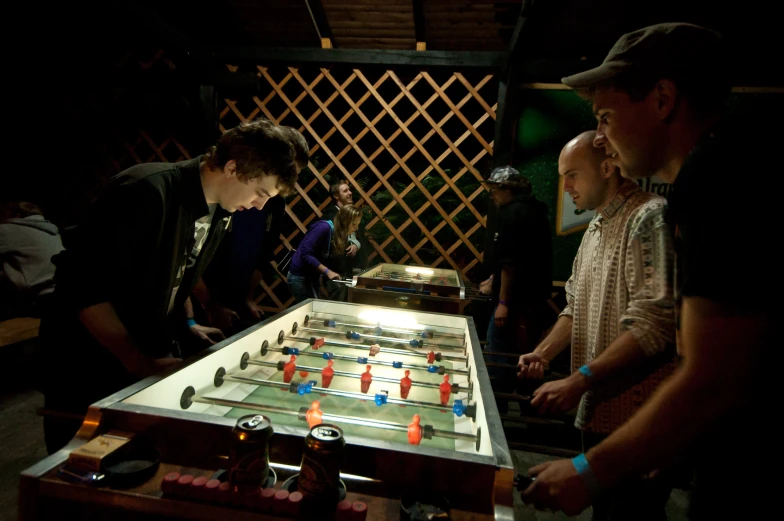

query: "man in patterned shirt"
left=517, top=130, right=676, bottom=520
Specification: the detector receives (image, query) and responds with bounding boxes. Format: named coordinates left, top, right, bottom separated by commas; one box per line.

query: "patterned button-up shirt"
left=562, top=180, right=676, bottom=434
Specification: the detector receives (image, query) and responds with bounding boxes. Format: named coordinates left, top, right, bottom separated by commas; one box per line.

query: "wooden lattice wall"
left=58, top=48, right=498, bottom=314
left=217, top=64, right=498, bottom=312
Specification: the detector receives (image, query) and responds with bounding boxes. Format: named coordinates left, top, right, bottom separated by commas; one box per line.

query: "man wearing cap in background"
left=520, top=23, right=777, bottom=519
left=478, top=166, right=552, bottom=414
left=518, top=131, right=676, bottom=520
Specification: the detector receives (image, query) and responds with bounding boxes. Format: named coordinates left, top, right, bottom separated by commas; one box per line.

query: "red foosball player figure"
left=306, top=401, right=323, bottom=428
left=313, top=337, right=325, bottom=349
left=283, top=355, right=297, bottom=383
left=360, top=365, right=372, bottom=394
left=439, top=375, right=451, bottom=405
left=408, top=414, right=423, bottom=445
left=321, top=360, right=335, bottom=388
left=399, top=370, right=412, bottom=399
left=427, top=351, right=436, bottom=364
left=368, top=344, right=381, bottom=356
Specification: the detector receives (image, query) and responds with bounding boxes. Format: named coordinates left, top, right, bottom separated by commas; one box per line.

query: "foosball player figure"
left=313, top=337, right=325, bottom=349
left=427, top=351, right=436, bottom=364
left=283, top=355, right=297, bottom=383
left=399, top=370, right=412, bottom=399
left=368, top=344, right=381, bottom=356
left=408, top=414, right=423, bottom=445
left=360, top=365, right=372, bottom=394
left=306, top=400, right=323, bottom=428
left=439, top=375, right=451, bottom=406
left=321, top=359, right=335, bottom=388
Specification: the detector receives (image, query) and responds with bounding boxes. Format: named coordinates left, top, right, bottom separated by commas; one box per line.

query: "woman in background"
left=287, top=205, right=362, bottom=303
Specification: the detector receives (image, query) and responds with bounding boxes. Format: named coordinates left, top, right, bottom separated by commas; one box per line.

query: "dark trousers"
left=582, top=431, right=672, bottom=521
left=486, top=304, right=545, bottom=413
left=43, top=395, right=86, bottom=454
left=287, top=272, right=317, bottom=304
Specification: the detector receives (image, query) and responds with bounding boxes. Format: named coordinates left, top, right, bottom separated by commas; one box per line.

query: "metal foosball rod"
left=285, top=335, right=467, bottom=363
left=307, top=315, right=465, bottom=341
left=257, top=345, right=471, bottom=376
left=180, top=386, right=481, bottom=450
left=244, top=358, right=472, bottom=394
left=215, top=374, right=467, bottom=416
left=294, top=325, right=464, bottom=352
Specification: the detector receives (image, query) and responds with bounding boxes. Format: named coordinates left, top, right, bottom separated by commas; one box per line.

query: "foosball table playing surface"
left=20, top=299, right=514, bottom=521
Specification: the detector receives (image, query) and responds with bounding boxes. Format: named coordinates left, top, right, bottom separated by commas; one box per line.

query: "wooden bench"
left=0, top=317, right=41, bottom=349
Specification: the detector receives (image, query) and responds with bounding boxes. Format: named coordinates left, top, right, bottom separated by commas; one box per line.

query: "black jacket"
left=491, top=194, right=552, bottom=307
left=40, top=156, right=230, bottom=401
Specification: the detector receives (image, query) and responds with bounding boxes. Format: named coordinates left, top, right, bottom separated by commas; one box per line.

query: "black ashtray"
left=400, top=492, right=451, bottom=521
left=103, top=444, right=160, bottom=488
left=281, top=473, right=346, bottom=502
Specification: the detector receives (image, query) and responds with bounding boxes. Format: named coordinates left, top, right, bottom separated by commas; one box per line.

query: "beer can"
left=228, top=414, right=273, bottom=489
left=297, top=424, right=346, bottom=505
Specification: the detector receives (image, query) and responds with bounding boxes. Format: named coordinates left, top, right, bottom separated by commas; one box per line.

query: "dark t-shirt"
left=203, top=196, right=285, bottom=307
left=491, top=194, right=552, bottom=307
left=667, top=123, right=776, bottom=517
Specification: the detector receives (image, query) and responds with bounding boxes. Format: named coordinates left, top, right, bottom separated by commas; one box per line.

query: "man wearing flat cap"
left=520, top=23, right=777, bottom=520
left=479, top=166, right=552, bottom=413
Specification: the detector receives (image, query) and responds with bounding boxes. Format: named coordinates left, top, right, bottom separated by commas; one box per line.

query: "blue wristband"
left=578, top=364, right=593, bottom=378
left=571, top=453, right=601, bottom=497
left=186, top=318, right=197, bottom=328
left=572, top=453, right=591, bottom=474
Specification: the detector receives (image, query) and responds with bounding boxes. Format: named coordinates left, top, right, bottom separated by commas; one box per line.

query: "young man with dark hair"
left=190, top=127, right=310, bottom=339
left=521, top=23, right=777, bottom=519
left=39, top=119, right=307, bottom=454
left=478, top=166, right=553, bottom=413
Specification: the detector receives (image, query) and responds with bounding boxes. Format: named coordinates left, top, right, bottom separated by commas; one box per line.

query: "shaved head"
left=560, top=131, right=609, bottom=166
left=558, top=131, right=621, bottom=212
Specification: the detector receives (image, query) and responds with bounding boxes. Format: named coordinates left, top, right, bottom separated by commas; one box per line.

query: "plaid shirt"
left=561, top=180, right=676, bottom=434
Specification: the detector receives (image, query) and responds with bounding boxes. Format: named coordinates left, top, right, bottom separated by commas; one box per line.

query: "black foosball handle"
left=513, top=473, right=536, bottom=491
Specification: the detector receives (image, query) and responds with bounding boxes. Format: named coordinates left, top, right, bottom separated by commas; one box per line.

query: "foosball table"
left=20, top=299, right=514, bottom=520
left=347, top=264, right=473, bottom=314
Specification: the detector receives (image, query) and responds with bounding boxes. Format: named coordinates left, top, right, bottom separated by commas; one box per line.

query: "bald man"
left=517, top=131, right=677, bottom=520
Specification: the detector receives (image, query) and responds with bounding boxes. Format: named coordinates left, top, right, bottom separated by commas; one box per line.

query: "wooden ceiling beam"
left=205, top=46, right=504, bottom=68
left=305, top=0, right=334, bottom=49
left=412, top=0, right=426, bottom=51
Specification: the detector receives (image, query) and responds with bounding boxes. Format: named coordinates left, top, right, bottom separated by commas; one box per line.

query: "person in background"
left=322, top=179, right=363, bottom=301
left=477, top=166, right=553, bottom=414
left=0, top=201, right=64, bottom=320
left=287, top=205, right=362, bottom=303
left=39, top=119, right=305, bottom=454
left=519, top=131, right=676, bottom=520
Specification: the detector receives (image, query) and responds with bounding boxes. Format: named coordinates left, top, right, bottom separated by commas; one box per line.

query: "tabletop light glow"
left=357, top=309, right=420, bottom=329
left=404, top=267, right=435, bottom=276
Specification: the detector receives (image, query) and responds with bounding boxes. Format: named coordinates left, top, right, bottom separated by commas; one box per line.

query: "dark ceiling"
left=16, top=0, right=779, bottom=85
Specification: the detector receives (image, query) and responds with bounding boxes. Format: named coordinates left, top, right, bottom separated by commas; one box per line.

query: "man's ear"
left=651, top=79, right=678, bottom=122
left=223, top=160, right=237, bottom=177
left=601, top=158, right=616, bottom=179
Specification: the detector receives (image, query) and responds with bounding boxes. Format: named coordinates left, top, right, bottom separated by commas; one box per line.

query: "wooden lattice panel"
left=218, top=64, right=497, bottom=312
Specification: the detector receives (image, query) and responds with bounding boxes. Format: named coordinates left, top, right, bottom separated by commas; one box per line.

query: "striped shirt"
left=562, top=180, right=676, bottom=434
